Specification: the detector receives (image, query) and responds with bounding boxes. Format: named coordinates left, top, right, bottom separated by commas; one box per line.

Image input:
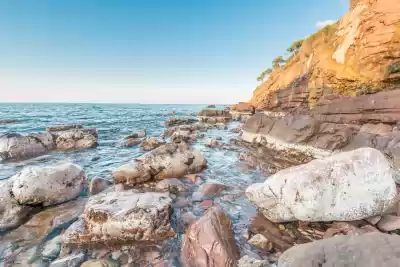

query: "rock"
left=63, top=191, right=175, bottom=245
left=165, top=118, right=198, bottom=127
left=49, top=252, right=85, bottom=267
left=278, top=233, right=400, bottom=267
left=246, top=148, right=397, bottom=222
left=42, top=236, right=63, bottom=260
left=12, top=163, right=87, bottom=206
left=141, top=137, right=165, bottom=151
left=155, top=178, right=188, bottom=193
left=89, top=177, right=112, bottom=196
left=120, top=137, right=142, bottom=147
left=204, top=139, right=221, bottom=148
left=197, top=109, right=232, bottom=123
left=46, top=124, right=83, bottom=132
left=0, top=119, right=17, bottom=124
left=193, top=182, right=229, bottom=201
left=1, top=198, right=86, bottom=247
left=55, top=129, right=97, bottom=151
left=0, top=132, right=54, bottom=161
left=376, top=215, right=400, bottom=232
left=323, top=221, right=376, bottom=238
left=232, top=102, right=255, bottom=113
left=200, top=200, right=213, bottom=209
left=181, top=207, right=239, bottom=267
left=238, top=255, right=269, bottom=267
left=230, top=127, right=242, bottom=133
left=184, top=173, right=203, bottom=183
left=207, top=105, right=216, bottom=108
left=81, top=259, right=118, bottom=267
left=126, top=129, right=146, bottom=139
left=248, top=234, right=273, bottom=251
left=365, top=215, right=382, bottom=225
left=168, top=111, right=176, bottom=115
left=170, top=130, right=191, bottom=143
left=113, top=143, right=206, bottom=186
left=0, top=180, right=35, bottom=231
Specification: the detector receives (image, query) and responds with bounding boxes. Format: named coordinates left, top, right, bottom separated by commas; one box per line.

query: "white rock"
left=12, top=163, right=87, bottom=206
left=246, top=148, right=397, bottom=222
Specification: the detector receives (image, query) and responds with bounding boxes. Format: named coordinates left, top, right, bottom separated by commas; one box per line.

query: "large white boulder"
left=246, top=148, right=397, bottom=222
left=11, top=163, right=87, bottom=206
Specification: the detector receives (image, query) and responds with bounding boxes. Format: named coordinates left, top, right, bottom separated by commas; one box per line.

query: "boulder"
left=232, top=102, right=255, bottom=113
left=120, top=138, right=142, bottom=147
left=141, top=137, right=165, bottom=151
left=155, top=178, right=188, bottom=193
left=170, top=130, right=192, bottom=143
left=89, top=177, right=112, bottom=196
left=125, top=129, right=146, bottom=139
left=113, top=143, right=206, bottom=186
left=0, top=180, right=35, bottom=231
left=0, top=132, right=54, bottom=161
left=46, top=124, right=82, bottom=132
left=248, top=234, right=273, bottom=251
left=278, top=233, right=400, bottom=267
left=246, top=148, right=397, bottom=222
left=181, top=207, right=239, bottom=267
left=63, top=191, right=175, bottom=245
left=197, top=109, right=232, bottom=123
left=11, top=163, right=87, bottom=206
left=230, top=127, right=242, bottom=133
left=165, top=118, right=198, bottom=127
left=55, top=129, right=97, bottom=151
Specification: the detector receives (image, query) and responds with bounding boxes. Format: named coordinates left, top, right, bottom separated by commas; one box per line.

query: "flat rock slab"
left=64, top=191, right=175, bottom=245
left=278, top=233, right=400, bottom=267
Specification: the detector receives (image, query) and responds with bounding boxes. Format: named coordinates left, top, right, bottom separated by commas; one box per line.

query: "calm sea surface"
left=0, top=103, right=266, bottom=266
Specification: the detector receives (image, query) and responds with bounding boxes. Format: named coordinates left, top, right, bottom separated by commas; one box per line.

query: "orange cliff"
left=247, top=0, right=400, bottom=111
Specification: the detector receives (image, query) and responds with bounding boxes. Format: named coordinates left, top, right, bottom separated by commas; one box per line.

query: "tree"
left=256, top=68, right=273, bottom=84
left=272, top=56, right=285, bottom=68
left=287, top=39, right=304, bottom=54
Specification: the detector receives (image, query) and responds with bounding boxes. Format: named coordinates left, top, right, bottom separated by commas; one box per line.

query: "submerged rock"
left=11, top=163, right=87, bottom=206
left=155, top=178, right=188, bottom=193
left=113, top=143, right=206, bottom=186
left=125, top=129, right=146, bottom=139
left=0, top=132, right=54, bottom=161
left=0, top=180, right=35, bottom=231
left=165, top=118, right=198, bottom=127
left=64, top=191, right=175, bottom=245
left=46, top=124, right=83, bottom=132
left=0, top=119, right=18, bottom=124
left=246, top=148, right=396, bottom=222
left=120, top=138, right=142, bottom=147
left=278, top=233, right=400, bottom=267
left=181, top=207, right=239, bottom=267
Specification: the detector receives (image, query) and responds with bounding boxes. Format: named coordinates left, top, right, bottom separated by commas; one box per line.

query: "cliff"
left=250, top=0, right=400, bottom=111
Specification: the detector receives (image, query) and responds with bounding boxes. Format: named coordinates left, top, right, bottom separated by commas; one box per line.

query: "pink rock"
left=184, top=173, right=203, bottom=183
left=377, top=215, right=400, bottom=232
left=200, top=200, right=213, bottom=209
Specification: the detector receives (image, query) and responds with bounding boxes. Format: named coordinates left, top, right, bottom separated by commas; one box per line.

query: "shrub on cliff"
left=272, top=56, right=285, bottom=68
left=256, top=68, right=273, bottom=83
left=287, top=39, right=304, bottom=54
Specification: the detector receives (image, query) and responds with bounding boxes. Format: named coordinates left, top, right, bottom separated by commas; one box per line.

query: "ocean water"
left=0, top=103, right=266, bottom=266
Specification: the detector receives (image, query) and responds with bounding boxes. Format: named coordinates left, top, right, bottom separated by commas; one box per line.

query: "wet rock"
left=156, top=178, right=188, bottom=193
left=89, top=177, right=112, bottom=196
left=230, top=127, right=242, bottom=133
left=46, top=124, right=83, bottom=132
left=12, top=163, right=87, bottom=206
left=200, top=200, right=213, bottom=209
left=126, top=129, right=146, bottom=139
left=54, top=129, right=98, bottom=151
left=49, top=252, right=85, bottom=267
left=238, top=255, right=269, bottom=267
left=376, top=215, right=400, bottom=232
left=113, top=143, right=206, bottom=186
left=0, top=119, right=17, bottom=124
left=204, top=139, right=221, bottom=148
left=1, top=198, right=86, bottom=247
left=278, top=233, right=400, bottom=267
left=193, top=182, right=229, bottom=201
left=64, top=191, right=175, bottom=245
left=42, top=236, right=63, bottom=260
left=207, top=105, right=216, bottom=108
left=168, top=111, right=176, bottom=115
left=81, top=259, right=119, bottom=267
left=197, top=109, right=232, bottom=124
left=120, top=138, right=142, bottom=147
left=246, top=148, right=397, bottom=222
left=181, top=207, right=239, bottom=267
left=184, top=173, right=203, bottom=183
left=170, top=130, right=191, bottom=143
left=165, top=118, right=198, bottom=127
left=249, top=234, right=273, bottom=251
left=0, top=180, right=35, bottom=231
left=141, top=137, right=165, bottom=151
left=0, top=132, right=54, bottom=161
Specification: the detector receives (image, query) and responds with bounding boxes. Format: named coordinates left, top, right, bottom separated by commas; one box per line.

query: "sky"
left=0, top=0, right=348, bottom=104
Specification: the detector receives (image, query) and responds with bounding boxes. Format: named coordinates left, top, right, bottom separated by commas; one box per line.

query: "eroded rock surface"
left=246, top=148, right=397, bottom=222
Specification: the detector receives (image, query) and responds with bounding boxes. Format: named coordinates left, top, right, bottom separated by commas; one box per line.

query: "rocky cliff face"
left=250, top=0, right=400, bottom=111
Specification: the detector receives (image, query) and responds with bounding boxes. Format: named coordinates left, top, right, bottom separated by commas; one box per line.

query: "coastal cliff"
left=249, top=0, right=400, bottom=111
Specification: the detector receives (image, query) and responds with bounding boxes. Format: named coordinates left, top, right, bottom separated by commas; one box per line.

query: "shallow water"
left=0, top=103, right=267, bottom=266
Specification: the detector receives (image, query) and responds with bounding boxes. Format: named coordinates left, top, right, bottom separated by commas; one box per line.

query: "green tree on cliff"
left=287, top=39, right=304, bottom=54
left=256, top=68, right=273, bottom=84
left=272, top=56, right=285, bottom=68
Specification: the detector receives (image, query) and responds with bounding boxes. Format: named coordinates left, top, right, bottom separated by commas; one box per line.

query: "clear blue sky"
left=0, top=0, right=348, bottom=104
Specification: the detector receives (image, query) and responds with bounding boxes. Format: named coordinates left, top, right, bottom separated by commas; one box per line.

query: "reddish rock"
left=377, top=215, right=400, bottom=232
left=184, top=173, right=203, bottom=183
left=200, top=200, right=213, bottom=209
left=181, top=207, right=239, bottom=267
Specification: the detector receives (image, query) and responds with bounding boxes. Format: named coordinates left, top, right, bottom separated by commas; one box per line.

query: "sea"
left=0, top=103, right=266, bottom=266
